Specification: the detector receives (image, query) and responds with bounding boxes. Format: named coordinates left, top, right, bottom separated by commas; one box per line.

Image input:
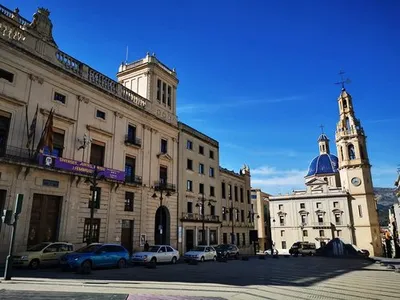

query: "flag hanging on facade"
left=36, top=108, right=54, bottom=153
left=26, top=104, right=39, bottom=149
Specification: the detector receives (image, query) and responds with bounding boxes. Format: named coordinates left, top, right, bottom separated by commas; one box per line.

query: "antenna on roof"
left=125, top=46, right=129, bottom=64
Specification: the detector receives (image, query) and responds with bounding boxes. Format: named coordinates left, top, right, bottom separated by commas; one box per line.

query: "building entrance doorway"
left=121, top=220, right=134, bottom=254
left=27, top=194, right=62, bottom=247
left=185, top=229, right=194, bottom=252
left=154, top=206, right=170, bottom=245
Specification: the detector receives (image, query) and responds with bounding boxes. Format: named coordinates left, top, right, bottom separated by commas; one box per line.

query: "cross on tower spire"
left=335, top=70, right=351, bottom=90
left=319, top=124, right=324, bottom=134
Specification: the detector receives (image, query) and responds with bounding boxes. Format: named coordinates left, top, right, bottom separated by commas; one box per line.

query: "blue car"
left=60, top=243, right=130, bottom=273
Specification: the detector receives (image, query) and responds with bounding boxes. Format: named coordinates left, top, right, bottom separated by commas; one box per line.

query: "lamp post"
left=223, top=200, right=239, bottom=245
left=85, top=166, right=104, bottom=245
left=195, top=193, right=216, bottom=246
left=248, top=211, right=260, bottom=255
left=152, top=181, right=174, bottom=245
left=271, top=218, right=276, bottom=255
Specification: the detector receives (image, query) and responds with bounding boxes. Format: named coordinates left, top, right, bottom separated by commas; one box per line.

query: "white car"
left=264, top=248, right=279, bottom=256
left=131, top=245, right=180, bottom=265
left=184, top=246, right=217, bottom=262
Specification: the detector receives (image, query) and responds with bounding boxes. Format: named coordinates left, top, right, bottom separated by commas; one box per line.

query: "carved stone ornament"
left=28, top=7, right=57, bottom=46
left=28, top=74, right=44, bottom=84
left=0, top=22, right=26, bottom=41
left=114, top=111, right=123, bottom=118
left=77, top=95, right=90, bottom=104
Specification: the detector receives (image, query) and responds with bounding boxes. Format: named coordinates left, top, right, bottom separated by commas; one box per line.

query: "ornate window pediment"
left=332, top=208, right=343, bottom=214
left=277, top=211, right=287, bottom=216
left=298, top=209, right=309, bottom=215
left=157, top=153, right=173, bottom=161
left=315, top=209, right=326, bottom=215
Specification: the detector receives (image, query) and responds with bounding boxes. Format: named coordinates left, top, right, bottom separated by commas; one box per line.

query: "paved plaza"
left=1, top=257, right=399, bottom=299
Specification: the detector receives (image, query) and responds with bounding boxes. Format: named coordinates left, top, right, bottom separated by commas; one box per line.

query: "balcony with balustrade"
left=180, top=212, right=220, bottom=223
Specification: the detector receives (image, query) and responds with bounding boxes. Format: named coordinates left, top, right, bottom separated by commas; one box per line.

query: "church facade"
left=270, top=87, right=382, bottom=256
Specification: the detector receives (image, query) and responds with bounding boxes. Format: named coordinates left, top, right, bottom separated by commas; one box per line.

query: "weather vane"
left=335, top=70, right=351, bottom=89
left=319, top=124, right=324, bottom=134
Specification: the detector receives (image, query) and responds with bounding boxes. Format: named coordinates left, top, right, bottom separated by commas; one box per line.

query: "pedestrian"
left=144, top=240, right=149, bottom=252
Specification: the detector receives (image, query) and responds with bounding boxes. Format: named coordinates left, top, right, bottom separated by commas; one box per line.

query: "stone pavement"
left=1, top=257, right=400, bottom=299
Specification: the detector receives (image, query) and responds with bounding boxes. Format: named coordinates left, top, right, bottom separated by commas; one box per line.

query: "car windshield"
left=192, top=246, right=206, bottom=252
left=75, top=244, right=101, bottom=253
left=147, top=246, right=160, bottom=252
left=27, top=243, right=50, bottom=251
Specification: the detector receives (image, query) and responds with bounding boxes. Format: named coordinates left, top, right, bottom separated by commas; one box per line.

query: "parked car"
left=214, top=244, right=240, bottom=259
left=184, top=246, right=217, bottom=262
left=289, top=241, right=316, bottom=256
left=60, top=243, right=130, bottom=274
left=131, top=245, right=180, bottom=265
left=13, top=242, right=73, bottom=269
left=264, top=248, right=279, bottom=256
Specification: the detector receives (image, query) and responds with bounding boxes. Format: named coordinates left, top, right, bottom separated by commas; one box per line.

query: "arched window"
left=348, top=144, right=356, bottom=160
left=340, top=146, right=344, bottom=161
left=343, top=100, right=347, bottom=109
left=345, top=117, right=350, bottom=130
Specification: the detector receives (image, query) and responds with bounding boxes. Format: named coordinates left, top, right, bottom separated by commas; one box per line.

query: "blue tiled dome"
left=306, top=154, right=339, bottom=177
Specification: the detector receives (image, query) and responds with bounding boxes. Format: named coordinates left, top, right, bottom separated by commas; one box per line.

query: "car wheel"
left=171, top=256, right=177, bottom=264
left=80, top=260, right=92, bottom=274
left=150, top=257, right=157, bottom=264
left=235, top=253, right=239, bottom=260
left=213, top=256, right=216, bottom=261
left=29, top=259, right=40, bottom=270
left=200, top=256, right=205, bottom=262
left=117, top=258, right=126, bottom=269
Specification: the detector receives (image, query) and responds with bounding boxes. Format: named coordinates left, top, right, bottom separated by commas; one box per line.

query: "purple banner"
left=38, top=154, right=125, bottom=182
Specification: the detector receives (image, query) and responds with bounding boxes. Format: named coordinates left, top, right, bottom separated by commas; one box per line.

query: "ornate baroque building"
left=270, top=87, right=382, bottom=256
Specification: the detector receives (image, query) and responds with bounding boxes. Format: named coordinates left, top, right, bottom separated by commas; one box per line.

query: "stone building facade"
left=251, top=189, right=271, bottom=252
left=0, top=6, right=179, bottom=260
left=270, top=87, right=382, bottom=256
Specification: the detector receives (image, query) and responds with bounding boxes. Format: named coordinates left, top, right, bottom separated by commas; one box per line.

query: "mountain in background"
left=374, top=187, right=398, bottom=226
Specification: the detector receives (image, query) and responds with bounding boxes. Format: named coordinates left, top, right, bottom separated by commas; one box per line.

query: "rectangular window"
left=161, top=139, right=168, bottom=153
left=280, top=230, right=285, bottom=237
left=240, top=188, right=244, bottom=203
left=90, top=142, right=105, bottom=166
left=335, top=214, right=341, bottom=225
left=234, top=186, right=238, bottom=202
left=199, top=145, right=204, bottom=155
left=210, top=230, right=217, bottom=245
left=167, top=85, right=171, bottom=106
left=358, top=205, right=363, bottom=218
left=89, top=187, right=101, bottom=209
left=300, top=203, right=305, bottom=209
left=319, top=230, right=325, bottom=237
left=242, top=233, right=246, bottom=246
left=279, top=216, right=285, bottom=226
left=187, top=159, right=193, bottom=170
left=0, top=111, right=10, bottom=154
left=223, top=233, right=228, bottom=244
left=278, top=204, right=283, bottom=210
left=199, top=163, right=204, bottom=174
left=210, top=186, right=215, bottom=197
left=209, top=150, right=214, bottom=159
left=301, top=214, right=307, bottom=224
left=318, top=215, right=324, bottom=224
left=125, top=156, right=136, bottom=183
left=282, top=241, right=287, bottom=249
left=127, top=125, right=137, bottom=144
left=228, top=184, right=232, bottom=200
left=247, top=190, right=250, bottom=204
left=186, top=140, right=193, bottom=150
left=316, top=202, right=322, bottom=209
left=210, top=205, right=215, bottom=216
left=52, top=129, right=65, bottom=157
left=187, top=202, right=193, bottom=213
left=241, top=210, right=245, bottom=222
left=96, top=109, right=106, bottom=120
left=236, top=233, right=240, bottom=246
left=199, top=183, right=204, bottom=194
left=303, top=230, right=308, bottom=237
left=221, top=182, right=226, bottom=198
left=83, top=218, right=100, bottom=243
left=186, top=180, right=193, bottom=192
left=162, top=82, right=166, bottom=103
left=54, top=92, right=66, bottom=104
left=159, top=166, right=168, bottom=184
left=157, top=79, right=161, bottom=101
left=222, top=207, right=226, bottom=220
left=209, top=167, right=215, bottom=177
left=333, top=201, right=339, bottom=208
left=0, top=68, right=14, bottom=83
left=124, top=191, right=134, bottom=211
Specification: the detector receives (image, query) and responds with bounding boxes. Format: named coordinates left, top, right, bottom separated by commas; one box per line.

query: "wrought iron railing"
left=0, top=145, right=38, bottom=164
left=154, top=181, right=176, bottom=192
left=181, top=212, right=219, bottom=222
left=125, top=174, right=142, bottom=185
left=124, top=135, right=142, bottom=147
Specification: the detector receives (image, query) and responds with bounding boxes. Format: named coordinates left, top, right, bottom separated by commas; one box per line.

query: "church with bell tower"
left=269, top=76, right=382, bottom=257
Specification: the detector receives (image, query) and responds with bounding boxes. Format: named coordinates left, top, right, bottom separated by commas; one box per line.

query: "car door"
left=205, top=247, right=211, bottom=260
left=209, top=246, right=216, bottom=258
left=157, top=246, right=168, bottom=262
left=166, top=246, right=175, bottom=262
left=55, top=243, right=71, bottom=262
left=40, top=244, right=59, bottom=265
left=92, top=245, right=111, bottom=267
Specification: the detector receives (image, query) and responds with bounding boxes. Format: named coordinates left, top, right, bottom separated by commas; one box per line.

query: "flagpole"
left=36, top=108, right=52, bottom=155
left=25, top=105, right=30, bottom=157
left=31, top=105, right=39, bottom=154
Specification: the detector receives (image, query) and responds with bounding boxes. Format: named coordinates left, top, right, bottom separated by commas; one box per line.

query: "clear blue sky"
left=5, top=0, right=399, bottom=194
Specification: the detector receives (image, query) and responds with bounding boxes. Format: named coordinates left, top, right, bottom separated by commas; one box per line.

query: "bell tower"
left=334, top=72, right=381, bottom=256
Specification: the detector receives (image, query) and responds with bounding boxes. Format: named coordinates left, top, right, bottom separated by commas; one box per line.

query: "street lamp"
left=248, top=211, right=260, bottom=255
left=85, top=165, right=105, bottom=245
left=222, top=200, right=239, bottom=245
left=195, top=193, right=216, bottom=246
left=152, top=181, right=174, bottom=245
